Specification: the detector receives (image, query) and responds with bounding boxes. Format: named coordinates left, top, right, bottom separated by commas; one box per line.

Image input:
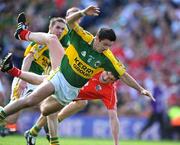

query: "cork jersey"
left=61, top=23, right=126, bottom=88
left=24, top=26, right=70, bottom=75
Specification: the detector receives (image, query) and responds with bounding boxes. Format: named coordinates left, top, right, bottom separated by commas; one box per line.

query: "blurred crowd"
left=0, top=0, right=179, bottom=139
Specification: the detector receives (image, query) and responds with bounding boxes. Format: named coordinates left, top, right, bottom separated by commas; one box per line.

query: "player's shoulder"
left=74, top=23, right=94, bottom=37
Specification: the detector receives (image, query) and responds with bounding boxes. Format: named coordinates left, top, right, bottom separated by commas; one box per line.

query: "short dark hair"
left=49, top=17, right=66, bottom=28
left=97, top=28, right=116, bottom=41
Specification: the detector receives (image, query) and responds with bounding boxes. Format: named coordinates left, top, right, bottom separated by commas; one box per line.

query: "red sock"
left=19, top=29, right=31, bottom=40
left=8, top=67, right=22, bottom=77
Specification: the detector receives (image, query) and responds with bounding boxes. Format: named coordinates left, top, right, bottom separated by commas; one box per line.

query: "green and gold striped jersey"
left=24, top=26, right=70, bottom=75
left=61, top=23, right=126, bottom=88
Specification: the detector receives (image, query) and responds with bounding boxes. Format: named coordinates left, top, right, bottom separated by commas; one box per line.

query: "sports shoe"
left=0, top=53, right=13, bottom=72
left=24, top=130, right=36, bottom=145
left=43, top=125, right=50, bottom=142
left=0, top=126, right=9, bottom=137
left=14, top=12, right=28, bottom=40
left=0, top=107, right=6, bottom=126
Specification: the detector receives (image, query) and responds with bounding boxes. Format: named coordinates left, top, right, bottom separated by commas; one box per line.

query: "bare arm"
left=15, top=53, right=35, bottom=95
left=19, top=53, right=46, bottom=85
left=120, top=72, right=155, bottom=101
left=21, top=53, right=34, bottom=71
left=66, top=5, right=100, bottom=28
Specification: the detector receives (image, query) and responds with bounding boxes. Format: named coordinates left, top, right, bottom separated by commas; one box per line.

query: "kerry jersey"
left=24, top=26, right=70, bottom=75
left=61, top=23, right=126, bottom=88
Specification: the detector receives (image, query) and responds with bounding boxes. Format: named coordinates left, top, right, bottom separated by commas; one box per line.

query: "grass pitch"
left=0, top=135, right=179, bottom=145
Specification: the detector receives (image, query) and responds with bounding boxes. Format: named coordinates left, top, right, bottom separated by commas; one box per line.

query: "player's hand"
left=82, top=5, right=100, bottom=16
left=140, top=89, right=156, bottom=102
left=99, top=71, right=116, bottom=84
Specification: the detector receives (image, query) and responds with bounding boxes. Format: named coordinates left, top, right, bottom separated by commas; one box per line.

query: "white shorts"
left=22, top=83, right=38, bottom=96
left=48, top=70, right=80, bottom=106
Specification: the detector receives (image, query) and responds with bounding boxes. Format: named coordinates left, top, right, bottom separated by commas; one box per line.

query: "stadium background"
left=0, top=0, right=179, bottom=141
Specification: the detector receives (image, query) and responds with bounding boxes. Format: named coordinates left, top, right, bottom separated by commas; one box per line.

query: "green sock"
left=50, top=137, right=60, bottom=145
left=0, top=108, right=7, bottom=120
left=29, top=125, right=41, bottom=137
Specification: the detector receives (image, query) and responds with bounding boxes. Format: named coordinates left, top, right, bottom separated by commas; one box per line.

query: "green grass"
left=0, top=135, right=179, bottom=145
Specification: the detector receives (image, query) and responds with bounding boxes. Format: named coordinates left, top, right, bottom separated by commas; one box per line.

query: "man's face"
left=94, top=38, right=114, bottom=53
left=50, top=22, right=65, bottom=38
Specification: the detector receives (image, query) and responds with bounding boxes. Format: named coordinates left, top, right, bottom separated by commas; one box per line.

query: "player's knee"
left=48, top=34, right=58, bottom=44
left=108, top=110, right=118, bottom=120
left=40, top=105, right=49, bottom=116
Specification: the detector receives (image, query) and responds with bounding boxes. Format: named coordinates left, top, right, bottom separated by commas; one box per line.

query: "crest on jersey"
left=81, top=51, right=86, bottom=57
left=94, top=60, right=101, bottom=67
left=95, top=85, right=102, bottom=91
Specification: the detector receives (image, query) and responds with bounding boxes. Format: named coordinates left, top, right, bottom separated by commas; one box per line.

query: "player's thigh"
left=40, top=96, right=63, bottom=115
left=26, top=81, right=55, bottom=106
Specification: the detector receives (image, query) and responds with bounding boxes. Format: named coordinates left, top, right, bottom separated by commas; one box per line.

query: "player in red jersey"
left=0, top=6, right=155, bottom=145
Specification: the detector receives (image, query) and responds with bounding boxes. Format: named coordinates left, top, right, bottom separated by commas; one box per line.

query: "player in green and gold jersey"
left=0, top=6, right=154, bottom=145
left=4, top=16, right=68, bottom=132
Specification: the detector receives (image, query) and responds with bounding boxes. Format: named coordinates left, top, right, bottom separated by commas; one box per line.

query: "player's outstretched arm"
left=120, top=72, right=156, bottom=101
left=66, top=5, right=100, bottom=28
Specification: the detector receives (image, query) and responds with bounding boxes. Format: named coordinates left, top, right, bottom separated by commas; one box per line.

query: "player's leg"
left=19, top=71, right=45, bottom=85
left=0, top=80, right=55, bottom=124
left=0, top=53, right=44, bottom=85
left=14, top=13, right=64, bottom=70
left=47, top=112, right=59, bottom=145
left=57, top=100, right=88, bottom=122
left=27, top=99, right=88, bottom=144
left=25, top=96, right=63, bottom=145
left=100, top=82, right=119, bottom=145
left=108, top=109, right=119, bottom=145
left=41, top=97, right=64, bottom=145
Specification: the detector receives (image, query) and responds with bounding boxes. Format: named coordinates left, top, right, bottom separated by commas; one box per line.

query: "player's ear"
left=94, top=36, right=99, bottom=42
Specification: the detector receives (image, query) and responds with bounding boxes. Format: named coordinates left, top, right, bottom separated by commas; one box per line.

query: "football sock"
left=19, top=29, right=31, bottom=40
left=8, top=67, right=21, bottom=77
left=29, top=125, right=41, bottom=137
left=0, top=108, right=7, bottom=120
left=50, top=137, right=60, bottom=145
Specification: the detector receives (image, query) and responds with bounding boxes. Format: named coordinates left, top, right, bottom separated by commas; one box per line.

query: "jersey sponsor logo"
left=66, top=45, right=104, bottom=79
left=73, top=57, right=93, bottom=78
